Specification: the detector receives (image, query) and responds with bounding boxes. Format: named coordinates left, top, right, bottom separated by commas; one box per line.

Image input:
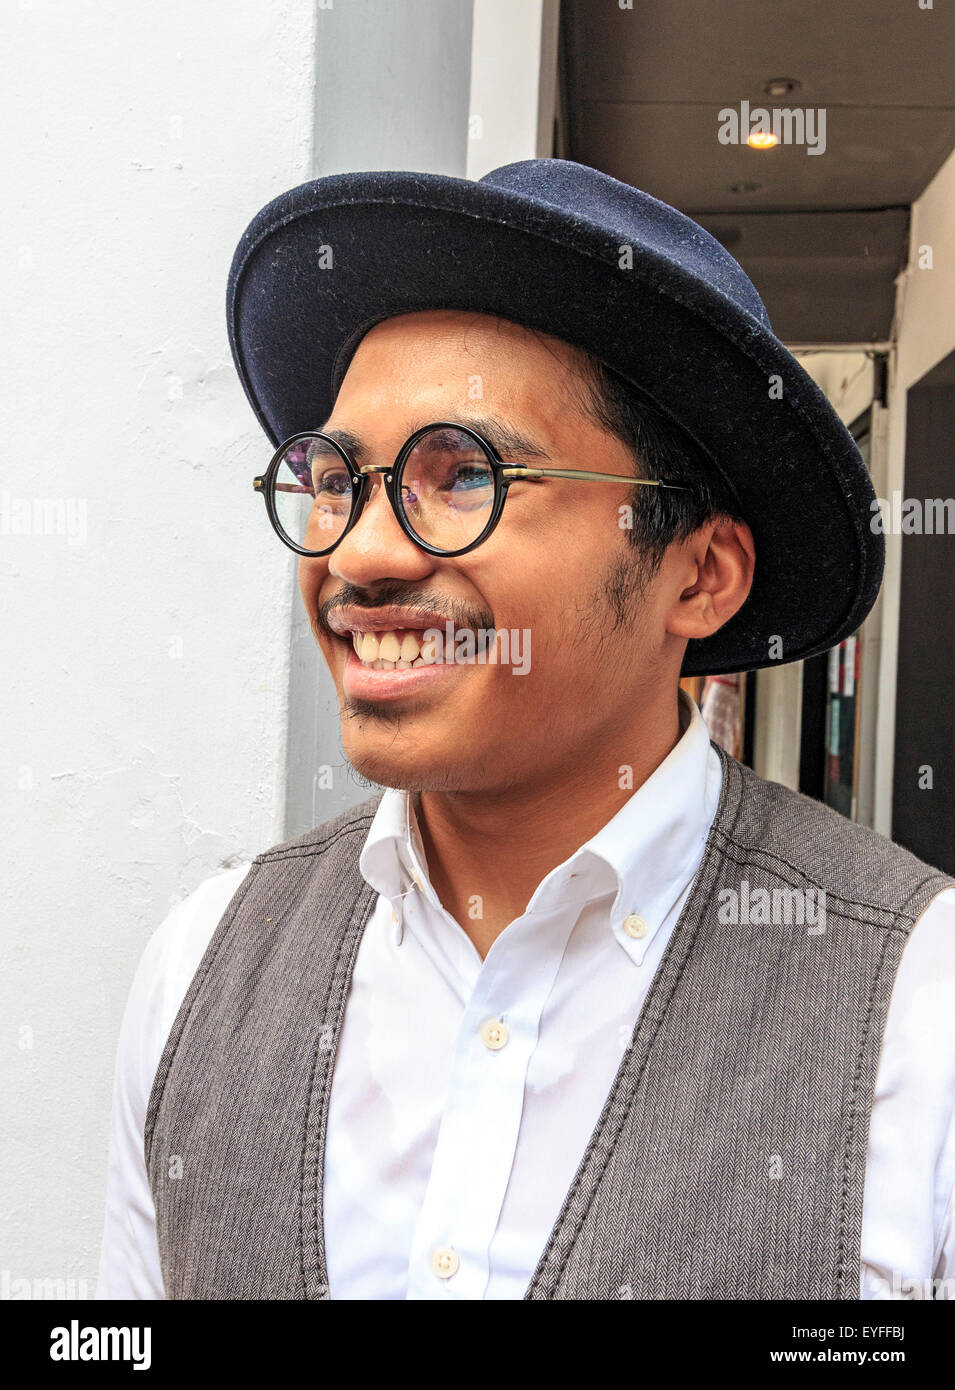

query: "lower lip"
left=340, top=645, right=469, bottom=702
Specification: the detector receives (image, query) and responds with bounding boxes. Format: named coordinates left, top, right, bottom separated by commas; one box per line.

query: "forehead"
left=342, top=310, right=588, bottom=390
left=330, top=310, right=593, bottom=446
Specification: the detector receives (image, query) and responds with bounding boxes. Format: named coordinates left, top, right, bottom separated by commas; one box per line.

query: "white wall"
left=0, top=1, right=315, bottom=1294
left=466, top=0, right=559, bottom=179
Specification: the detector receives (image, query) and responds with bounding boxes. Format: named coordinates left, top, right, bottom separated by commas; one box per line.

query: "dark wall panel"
left=892, top=351, right=955, bottom=873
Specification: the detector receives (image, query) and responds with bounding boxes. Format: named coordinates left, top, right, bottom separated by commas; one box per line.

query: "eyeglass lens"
left=270, top=426, right=496, bottom=554
left=398, top=426, right=494, bottom=550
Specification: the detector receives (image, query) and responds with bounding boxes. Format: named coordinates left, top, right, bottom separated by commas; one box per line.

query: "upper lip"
left=326, top=605, right=458, bottom=636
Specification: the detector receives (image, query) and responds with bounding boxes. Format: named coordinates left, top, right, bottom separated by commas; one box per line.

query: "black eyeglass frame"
left=252, top=420, right=687, bottom=559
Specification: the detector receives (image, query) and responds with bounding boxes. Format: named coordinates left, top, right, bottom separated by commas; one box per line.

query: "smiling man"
left=98, top=159, right=955, bottom=1301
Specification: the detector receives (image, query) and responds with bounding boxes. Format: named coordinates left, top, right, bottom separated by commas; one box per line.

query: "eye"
left=440, top=464, right=492, bottom=493
left=314, top=467, right=351, bottom=498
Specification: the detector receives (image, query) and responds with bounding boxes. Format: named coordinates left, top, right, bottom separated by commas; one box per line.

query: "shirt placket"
left=406, top=900, right=579, bottom=1300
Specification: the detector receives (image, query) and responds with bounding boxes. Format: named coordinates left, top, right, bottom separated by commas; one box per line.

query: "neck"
left=415, top=691, right=684, bottom=958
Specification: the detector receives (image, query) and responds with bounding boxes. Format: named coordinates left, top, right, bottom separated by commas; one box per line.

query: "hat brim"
left=227, top=170, right=883, bottom=677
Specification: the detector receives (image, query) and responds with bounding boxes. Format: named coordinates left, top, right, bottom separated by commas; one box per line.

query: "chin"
left=339, top=722, right=450, bottom=793
left=344, top=747, right=465, bottom=794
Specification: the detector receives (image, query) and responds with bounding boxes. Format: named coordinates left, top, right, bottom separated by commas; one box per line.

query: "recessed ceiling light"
left=764, top=77, right=800, bottom=98
left=747, top=130, right=778, bottom=150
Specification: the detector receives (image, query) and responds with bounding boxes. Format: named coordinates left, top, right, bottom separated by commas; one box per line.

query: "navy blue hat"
left=227, top=157, right=883, bottom=676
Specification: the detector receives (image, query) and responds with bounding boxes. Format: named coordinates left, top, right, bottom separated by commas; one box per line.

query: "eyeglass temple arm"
left=355, top=461, right=686, bottom=488
left=253, top=478, right=311, bottom=493
left=253, top=467, right=686, bottom=492
left=501, top=466, right=686, bottom=490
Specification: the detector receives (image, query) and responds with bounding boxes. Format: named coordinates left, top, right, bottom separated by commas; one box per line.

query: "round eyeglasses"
left=252, top=421, right=687, bottom=559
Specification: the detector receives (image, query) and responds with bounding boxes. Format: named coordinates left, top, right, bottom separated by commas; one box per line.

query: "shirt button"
left=623, top=913, right=647, bottom=939
left=430, top=1246, right=460, bottom=1279
left=480, top=1018, right=509, bottom=1050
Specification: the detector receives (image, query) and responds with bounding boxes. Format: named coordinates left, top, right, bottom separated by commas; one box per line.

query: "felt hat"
left=226, top=157, right=883, bottom=675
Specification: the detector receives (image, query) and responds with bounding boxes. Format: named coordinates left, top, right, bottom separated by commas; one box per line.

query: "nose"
left=328, top=474, right=435, bottom=588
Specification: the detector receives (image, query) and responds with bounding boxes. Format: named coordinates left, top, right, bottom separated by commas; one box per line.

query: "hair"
left=575, top=354, right=747, bottom=572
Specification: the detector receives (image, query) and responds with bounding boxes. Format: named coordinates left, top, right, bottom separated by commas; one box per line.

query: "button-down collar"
left=358, top=690, right=721, bottom=961
left=358, top=786, right=429, bottom=945
left=577, top=689, right=722, bottom=964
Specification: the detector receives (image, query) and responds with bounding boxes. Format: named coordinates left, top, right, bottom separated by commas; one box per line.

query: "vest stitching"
left=302, top=876, right=378, bottom=1299
left=896, top=870, right=955, bottom=921
left=710, top=836, right=945, bottom=930
left=253, top=807, right=379, bottom=863
left=836, top=926, right=896, bottom=1298
left=711, top=824, right=948, bottom=922
left=143, top=859, right=264, bottom=1170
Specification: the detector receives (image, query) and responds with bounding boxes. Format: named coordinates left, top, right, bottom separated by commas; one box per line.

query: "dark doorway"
left=892, top=349, right=955, bottom=873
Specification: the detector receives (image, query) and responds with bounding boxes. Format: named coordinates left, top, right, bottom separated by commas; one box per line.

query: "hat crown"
left=479, top=158, right=771, bottom=331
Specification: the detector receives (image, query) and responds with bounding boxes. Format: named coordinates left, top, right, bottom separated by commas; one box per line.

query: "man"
left=98, top=159, right=955, bottom=1300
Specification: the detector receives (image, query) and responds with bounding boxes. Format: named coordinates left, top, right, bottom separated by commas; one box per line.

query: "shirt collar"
left=572, top=689, right=722, bottom=964
left=358, top=689, right=722, bottom=957
left=358, top=782, right=429, bottom=944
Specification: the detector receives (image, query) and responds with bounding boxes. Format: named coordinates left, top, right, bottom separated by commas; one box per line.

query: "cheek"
left=459, top=506, right=630, bottom=650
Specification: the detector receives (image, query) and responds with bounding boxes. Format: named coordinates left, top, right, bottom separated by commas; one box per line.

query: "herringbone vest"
left=144, top=746, right=952, bottom=1299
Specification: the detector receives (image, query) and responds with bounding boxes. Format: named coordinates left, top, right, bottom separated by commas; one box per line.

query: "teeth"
left=378, top=632, right=401, bottom=662
left=349, top=628, right=428, bottom=668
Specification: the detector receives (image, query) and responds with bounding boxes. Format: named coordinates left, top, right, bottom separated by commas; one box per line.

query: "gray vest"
left=144, top=746, right=952, bottom=1299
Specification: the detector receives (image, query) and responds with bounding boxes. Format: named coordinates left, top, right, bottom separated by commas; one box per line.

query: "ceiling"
left=560, top=0, right=955, bottom=342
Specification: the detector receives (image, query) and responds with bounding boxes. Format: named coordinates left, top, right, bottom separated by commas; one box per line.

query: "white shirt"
left=97, top=694, right=955, bottom=1299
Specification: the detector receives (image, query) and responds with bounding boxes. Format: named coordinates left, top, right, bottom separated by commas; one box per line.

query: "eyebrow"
left=314, top=415, right=552, bottom=462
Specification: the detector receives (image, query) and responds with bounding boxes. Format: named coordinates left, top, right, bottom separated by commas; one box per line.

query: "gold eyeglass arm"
left=255, top=465, right=685, bottom=492
left=253, top=477, right=313, bottom=494
left=359, top=461, right=685, bottom=488
left=501, top=466, right=686, bottom=490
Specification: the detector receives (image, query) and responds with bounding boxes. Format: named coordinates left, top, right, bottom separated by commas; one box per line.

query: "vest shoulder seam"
left=711, top=828, right=954, bottom=928
left=252, top=813, right=377, bottom=864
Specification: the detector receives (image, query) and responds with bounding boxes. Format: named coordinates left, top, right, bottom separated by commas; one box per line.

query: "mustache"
left=317, top=580, right=495, bottom=638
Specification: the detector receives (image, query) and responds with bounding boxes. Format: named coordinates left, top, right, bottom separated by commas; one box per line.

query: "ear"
left=664, top=517, right=755, bottom=643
